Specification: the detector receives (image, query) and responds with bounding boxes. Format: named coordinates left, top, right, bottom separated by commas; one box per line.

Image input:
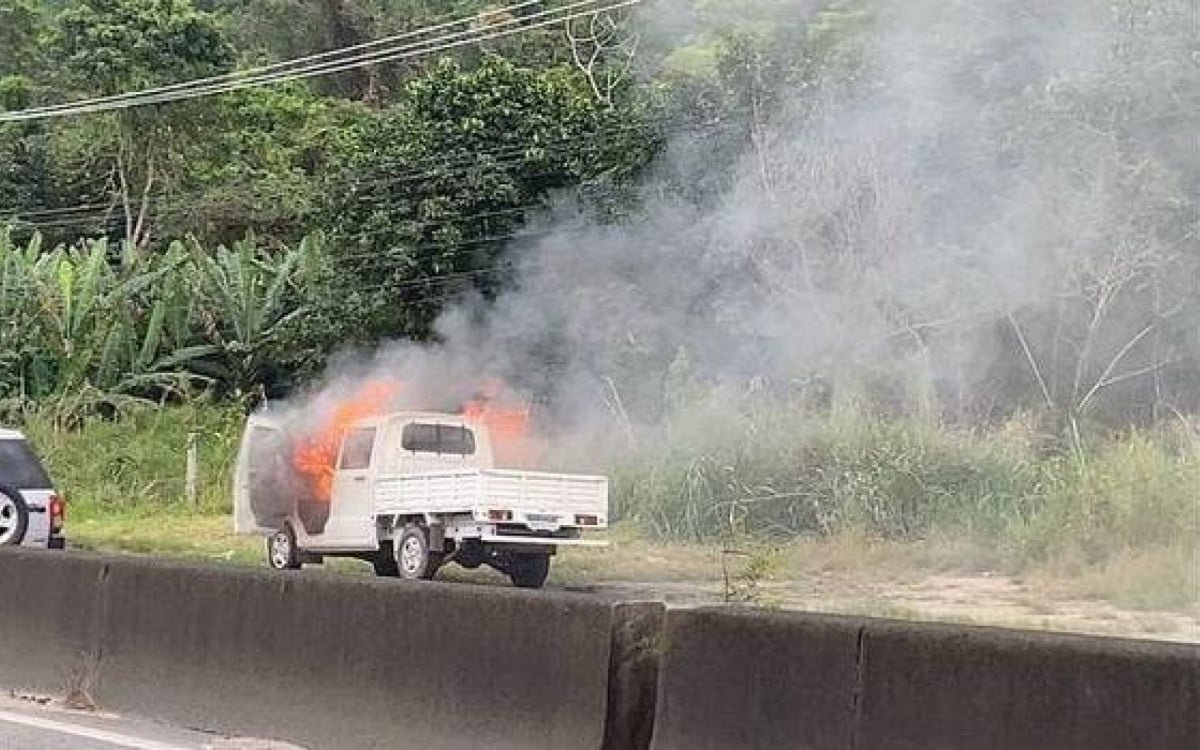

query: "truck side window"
left=339, top=427, right=377, bottom=470
left=401, top=423, right=476, bottom=456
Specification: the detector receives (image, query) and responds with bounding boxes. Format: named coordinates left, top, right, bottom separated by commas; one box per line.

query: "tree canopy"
left=0, top=0, right=1195, bottom=432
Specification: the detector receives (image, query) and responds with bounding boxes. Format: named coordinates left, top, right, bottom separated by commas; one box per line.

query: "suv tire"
left=0, top=489, right=28, bottom=547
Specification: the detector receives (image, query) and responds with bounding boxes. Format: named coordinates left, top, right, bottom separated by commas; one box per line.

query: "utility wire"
left=0, top=0, right=642, bottom=122
left=0, top=116, right=739, bottom=223
left=5, top=0, right=544, bottom=121
left=0, top=130, right=652, bottom=228
left=0, top=0, right=545, bottom=120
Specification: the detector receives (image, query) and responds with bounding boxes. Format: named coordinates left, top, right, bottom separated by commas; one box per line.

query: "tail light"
left=487, top=509, right=513, bottom=522
left=49, top=494, right=66, bottom=531
left=575, top=514, right=599, bottom=526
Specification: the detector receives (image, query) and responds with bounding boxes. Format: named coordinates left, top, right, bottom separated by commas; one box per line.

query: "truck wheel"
left=373, top=541, right=400, bottom=577
left=396, top=525, right=441, bottom=581
left=0, top=490, right=28, bottom=547
left=267, top=525, right=302, bottom=571
left=509, top=553, right=551, bottom=589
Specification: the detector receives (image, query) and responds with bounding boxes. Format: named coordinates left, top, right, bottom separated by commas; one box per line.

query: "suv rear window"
left=0, top=439, right=52, bottom=489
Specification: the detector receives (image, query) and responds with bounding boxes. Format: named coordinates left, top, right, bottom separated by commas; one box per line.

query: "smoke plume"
left=285, top=0, right=1199, bottom=469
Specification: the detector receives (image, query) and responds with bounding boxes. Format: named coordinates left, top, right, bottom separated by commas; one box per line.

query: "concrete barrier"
left=0, top=548, right=661, bottom=750
left=650, top=609, right=865, bottom=750
left=856, top=619, right=1200, bottom=750
left=651, top=607, right=1200, bottom=750
left=5, top=547, right=1199, bottom=750
left=0, top=549, right=106, bottom=697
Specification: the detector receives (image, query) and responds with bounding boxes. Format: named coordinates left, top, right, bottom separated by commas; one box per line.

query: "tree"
left=52, top=0, right=235, bottom=248
left=0, top=0, right=45, bottom=79
left=325, top=54, right=656, bottom=343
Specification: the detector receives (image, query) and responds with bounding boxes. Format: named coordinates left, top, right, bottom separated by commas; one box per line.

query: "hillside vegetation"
left=1, top=0, right=1196, bottom=615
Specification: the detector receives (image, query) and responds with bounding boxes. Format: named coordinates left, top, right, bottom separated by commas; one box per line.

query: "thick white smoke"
left=287, top=0, right=1198, bottom=470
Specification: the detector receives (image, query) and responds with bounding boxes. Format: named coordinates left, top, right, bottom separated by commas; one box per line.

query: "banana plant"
left=190, top=234, right=309, bottom=394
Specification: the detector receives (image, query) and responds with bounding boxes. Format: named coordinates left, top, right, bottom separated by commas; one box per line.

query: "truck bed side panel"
left=373, top=470, right=607, bottom=519
left=374, top=471, right=482, bottom=515
left=481, top=471, right=608, bottom=514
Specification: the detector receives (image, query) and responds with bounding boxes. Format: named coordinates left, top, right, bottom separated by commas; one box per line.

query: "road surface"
left=0, top=696, right=297, bottom=750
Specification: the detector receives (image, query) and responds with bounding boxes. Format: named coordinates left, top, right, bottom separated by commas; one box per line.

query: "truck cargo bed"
left=374, top=468, right=608, bottom=522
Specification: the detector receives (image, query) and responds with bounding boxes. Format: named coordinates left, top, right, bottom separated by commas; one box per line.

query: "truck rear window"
left=0, top=439, right=52, bottom=489
left=402, top=423, right=476, bottom=456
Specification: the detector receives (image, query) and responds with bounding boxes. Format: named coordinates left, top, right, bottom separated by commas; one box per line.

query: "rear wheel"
left=267, top=525, right=302, bottom=571
left=509, top=553, right=551, bottom=589
left=396, top=525, right=441, bottom=581
left=0, top=491, right=28, bottom=547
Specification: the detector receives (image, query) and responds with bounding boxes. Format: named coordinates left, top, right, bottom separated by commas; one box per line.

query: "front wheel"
left=267, top=526, right=302, bottom=571
left=508, top=553, right=551, bottom=589
left=395, top=525, right=441, bottom=581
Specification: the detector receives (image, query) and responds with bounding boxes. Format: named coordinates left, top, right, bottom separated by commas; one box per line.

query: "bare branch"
left=132, top=152, right=156, bottom=250
left=564, top=10, right=638, bottom=108
left=1094, top=360, right=1179, bottom=391
left=115, top=146, right=133, bottom=247
left=1008, top=312, right=1055, bottom=410
left=1076, top=322, right=1156, bottom=413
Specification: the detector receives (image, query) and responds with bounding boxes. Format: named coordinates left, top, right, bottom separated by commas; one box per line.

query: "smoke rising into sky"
left=288, top=0, right=1198, bottom=464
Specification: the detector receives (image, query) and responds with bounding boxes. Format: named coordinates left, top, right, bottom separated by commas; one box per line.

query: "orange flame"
left=463, top=379, right=538, bottom=467
left=292, top=378, right=402, bottom=502
left=290, top=377, right=540, bottom=501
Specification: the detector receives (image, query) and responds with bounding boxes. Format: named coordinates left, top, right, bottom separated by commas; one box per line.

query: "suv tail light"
left=49, top=494, right=65, bottom=531
left=575, top=514, right=599, bottom=526
left=487, top=509, right=513, bottom=522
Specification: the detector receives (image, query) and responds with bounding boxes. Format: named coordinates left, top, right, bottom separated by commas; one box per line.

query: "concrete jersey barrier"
left=0, top=547, right=661, bottom=750
left=4, top=547, right=1198, bottom=750
left=651, top=607, right=1200, bottom=750
left=0, top=549, right=107, bottom=697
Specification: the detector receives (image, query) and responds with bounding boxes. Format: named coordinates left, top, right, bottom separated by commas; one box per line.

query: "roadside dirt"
left=567, top=572, right=1200, bottom=644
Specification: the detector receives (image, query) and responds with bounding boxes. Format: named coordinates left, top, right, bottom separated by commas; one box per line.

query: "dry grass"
left=1041, top=545, right=1200, bottom=612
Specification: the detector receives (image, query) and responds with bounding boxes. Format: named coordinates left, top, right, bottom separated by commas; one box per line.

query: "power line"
left=0, top=115, right=739, bottom=224
left=0, top=0, right=642, bottom=122
left=0, top=0, right=547, bottom=120
left=3, top=0, right=544, bottom=122
left=0, top=132, right=648, bottom=229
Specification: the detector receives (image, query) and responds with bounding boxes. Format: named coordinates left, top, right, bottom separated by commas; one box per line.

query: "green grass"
left=13, top=402, right=1199, bottom=614
left=68, top=512, right=260, bottom=565
left=21, top=402, right=245, bottom=515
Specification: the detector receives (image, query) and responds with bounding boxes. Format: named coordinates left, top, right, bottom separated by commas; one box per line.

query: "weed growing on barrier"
left=721, top=545, right=785, bottom=608
left=62, top=650, right=101, bottom=711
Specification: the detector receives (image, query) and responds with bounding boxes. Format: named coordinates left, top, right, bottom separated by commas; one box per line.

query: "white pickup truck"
left=234, top=410, right=608, bottom=588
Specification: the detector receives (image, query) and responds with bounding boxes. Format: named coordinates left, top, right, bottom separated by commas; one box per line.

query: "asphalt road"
left=0, top=697, right=296, bottom=750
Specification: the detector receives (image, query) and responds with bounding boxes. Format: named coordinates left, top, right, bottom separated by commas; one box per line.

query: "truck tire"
left=267, top=525, right=302, bottom=570
left=509, top=553, right=551, bottom=589
left=373, top=541, right=400, bottom=577
left=0, top=489, right=28, bottom=547
left=395, top=525, right=441, bottom=581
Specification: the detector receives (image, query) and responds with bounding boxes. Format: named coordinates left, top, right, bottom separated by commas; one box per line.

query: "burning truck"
left=232, top=380, right=608, bottom=588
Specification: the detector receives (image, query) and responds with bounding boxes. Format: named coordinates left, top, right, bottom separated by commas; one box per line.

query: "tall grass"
left=612, top=398, right=1198, bottom=574
left=20, top=403, right=245, bottom=517
left=19, top=398, right=1197, bottom=594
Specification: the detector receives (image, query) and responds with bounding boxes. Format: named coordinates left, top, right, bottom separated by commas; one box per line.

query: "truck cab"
left=234, top=410, right=608, bottom=588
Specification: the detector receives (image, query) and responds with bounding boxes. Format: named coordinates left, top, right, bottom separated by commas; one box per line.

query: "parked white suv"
left=0, top=428, right=65, bottom=549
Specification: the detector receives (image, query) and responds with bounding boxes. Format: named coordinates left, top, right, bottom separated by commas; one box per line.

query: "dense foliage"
left=0, top=0, right=1195, bottom=598
left=1, top=0, right=1197, bottom=453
